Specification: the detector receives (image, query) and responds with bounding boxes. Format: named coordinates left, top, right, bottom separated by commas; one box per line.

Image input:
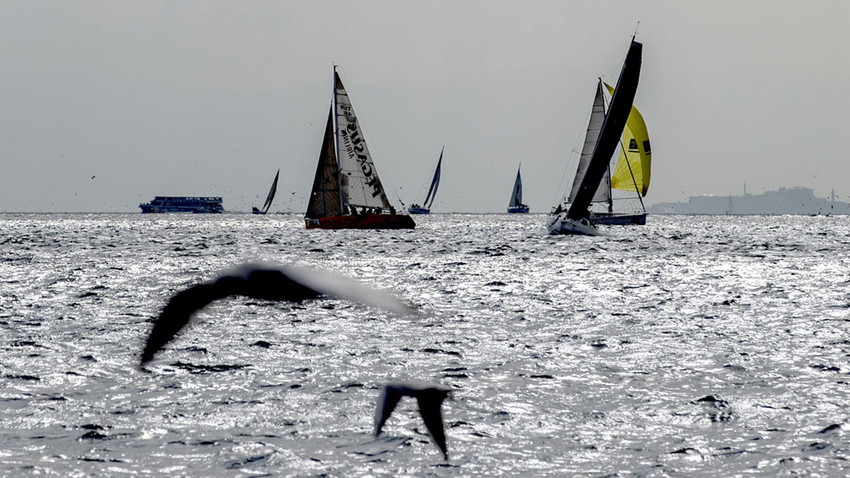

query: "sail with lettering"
left=547, top=39, right=643, bottom=235
left=507, top=165, right=529, bottom=213
left=409, top=147, right=443, bottom=214
left=252, top=169, right=279, bottom=214
left=304, top=67, right=415, bottom=229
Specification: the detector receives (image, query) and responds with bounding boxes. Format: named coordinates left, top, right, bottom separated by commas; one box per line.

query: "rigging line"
left=615, top=135, right=646, bottom=213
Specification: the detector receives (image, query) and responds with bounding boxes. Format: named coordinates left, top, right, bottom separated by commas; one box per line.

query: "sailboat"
left=408, top=147, right=443, bottom=215
left=548, top=39, right=642, bottom=235
left=507, top=165, right=530, bottom=213
left=252, top=169, right=279, bottom=214
left=304, top=67, right=415, bottom=230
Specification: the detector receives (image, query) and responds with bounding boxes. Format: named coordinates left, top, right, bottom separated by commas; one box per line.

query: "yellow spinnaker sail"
left=605, top=83, right=651, bottom=196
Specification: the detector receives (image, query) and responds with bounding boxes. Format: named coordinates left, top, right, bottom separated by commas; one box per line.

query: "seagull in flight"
left=374, top=382, right=452, bottom=460
left=140, top=263, right=414, bottom=365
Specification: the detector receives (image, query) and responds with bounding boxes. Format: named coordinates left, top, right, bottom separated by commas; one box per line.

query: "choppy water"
left=1, top=213, right=849, bottom=477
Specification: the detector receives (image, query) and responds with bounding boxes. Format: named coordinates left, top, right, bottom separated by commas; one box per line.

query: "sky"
left=1, top=1, right=848, bottom=213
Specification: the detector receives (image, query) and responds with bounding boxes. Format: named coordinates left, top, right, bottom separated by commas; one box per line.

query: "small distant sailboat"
left=252, top=169, right=279, bottom=215
left=548, top=39, right=642, bottom=235
left=304, top=66, right=415, bottom=230
left=507, top=165, right=529, bottom=213
left=409, top=147, right=443, bottom=215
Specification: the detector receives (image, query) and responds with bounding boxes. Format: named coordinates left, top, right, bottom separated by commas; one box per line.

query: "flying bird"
left=374, top=382, right=452, bottom=460
left=140, top=263, right=414, bottom=365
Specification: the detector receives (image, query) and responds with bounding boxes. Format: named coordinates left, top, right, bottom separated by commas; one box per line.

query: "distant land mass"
left=648, top=187, right=850, bottom=215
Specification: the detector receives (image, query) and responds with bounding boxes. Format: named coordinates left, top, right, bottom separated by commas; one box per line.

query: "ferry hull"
left=305, top=214, right=415, bottom=230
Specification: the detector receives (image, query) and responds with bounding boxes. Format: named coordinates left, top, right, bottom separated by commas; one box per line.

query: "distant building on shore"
left=648, top=187, right=850, bottom=215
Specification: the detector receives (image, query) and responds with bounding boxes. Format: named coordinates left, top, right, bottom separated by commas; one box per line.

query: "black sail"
left=567, top=40, right=642, bottom=221
left=306, top=108, right=341, bottom=219
left=261, top=169, right=279, bottom=214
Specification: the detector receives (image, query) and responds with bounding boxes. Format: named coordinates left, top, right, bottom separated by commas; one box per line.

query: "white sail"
left=568, top=82, right=610, bottom=205
left=334, top=73, right=391, bottom=210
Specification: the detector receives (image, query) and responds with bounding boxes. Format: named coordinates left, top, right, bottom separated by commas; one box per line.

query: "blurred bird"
left=140, top=263, right=414, bottom=365
left=374, top=382, right=452, bottom=460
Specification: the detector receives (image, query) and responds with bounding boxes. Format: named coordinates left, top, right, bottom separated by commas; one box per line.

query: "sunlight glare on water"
left=1, top=213, right=849, bottom=476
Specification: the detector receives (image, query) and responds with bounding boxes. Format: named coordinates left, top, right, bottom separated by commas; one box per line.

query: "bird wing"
left=416, top=394, right=449, bottom=459
left=374, top=385, right=404, bottom=436
left=140, top=282, right=232, bottom=364
left=281, top=265, right=415, bottom=315
left=140, top=264, right=414, bottom=366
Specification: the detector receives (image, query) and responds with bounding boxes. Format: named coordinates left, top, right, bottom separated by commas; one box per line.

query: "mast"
left=333, top=65, right=345, bottom=215
left=600, top=78, right=613, bottom=214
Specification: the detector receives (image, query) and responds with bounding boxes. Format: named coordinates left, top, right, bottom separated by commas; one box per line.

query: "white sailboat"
left=408, top=147, right=443, bottom=214
left=507, top=165, right=529, bottom=213
left=304, top=67, right=415, bottom=230
left=548, top=39, right=643, bottom=235
left=252, top=169, right=279, bottom=215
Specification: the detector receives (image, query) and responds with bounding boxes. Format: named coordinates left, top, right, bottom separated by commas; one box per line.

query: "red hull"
left=305, top=214, right=415, bottom=230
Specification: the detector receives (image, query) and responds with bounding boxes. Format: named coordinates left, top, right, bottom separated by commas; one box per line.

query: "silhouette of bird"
left=140, top=263, right=414, bottom=365
left=374, top=382, right=452, bottom=460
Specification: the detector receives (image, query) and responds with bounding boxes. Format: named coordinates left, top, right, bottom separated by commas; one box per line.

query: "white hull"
left=546, top=213, right=600, bottom=236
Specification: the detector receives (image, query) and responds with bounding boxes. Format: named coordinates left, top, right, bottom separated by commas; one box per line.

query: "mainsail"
left=568, top=82, right=610, bottom=205
left=566, top=40, right=642, bottom=221
left=423, top=147, right=443, bottom=209
left=509, top=166, right=524, bottom=208
left=306, top=109, right=342, bottom=219
left=605, top=83, right=652, bottom=196
left=334, top=72, right=391, bottom=210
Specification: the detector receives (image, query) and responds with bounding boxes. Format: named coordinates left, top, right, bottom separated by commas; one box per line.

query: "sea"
left=1, top=213, right=848, bottom=477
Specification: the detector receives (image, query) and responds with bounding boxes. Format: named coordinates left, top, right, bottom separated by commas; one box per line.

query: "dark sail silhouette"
left=409, top=147, right=443, bottom=215
left=507, top=165, right=529, bottom=213
left=252, top=169, right=279, bottom=214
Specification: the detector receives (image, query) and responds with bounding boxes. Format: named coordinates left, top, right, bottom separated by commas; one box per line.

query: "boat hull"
left=408, top=207, right=430, bottom=215
left=547, top=213, right=600, bottom=236
left=507, top=206, right=530, bottom=214
left=305, top=214, right=416, bottom=230
left=590, top=212, right=646, bottom=225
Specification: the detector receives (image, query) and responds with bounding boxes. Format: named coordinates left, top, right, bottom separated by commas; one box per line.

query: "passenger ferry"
left=139, top=196, right=224, bottom=213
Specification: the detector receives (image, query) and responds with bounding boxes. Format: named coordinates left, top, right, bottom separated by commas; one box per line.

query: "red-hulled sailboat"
left=305, top=67, right=415, bottom=230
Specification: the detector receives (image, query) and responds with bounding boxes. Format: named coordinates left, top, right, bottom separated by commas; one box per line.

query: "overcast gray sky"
left=2, top=1, right=848, bottom=213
